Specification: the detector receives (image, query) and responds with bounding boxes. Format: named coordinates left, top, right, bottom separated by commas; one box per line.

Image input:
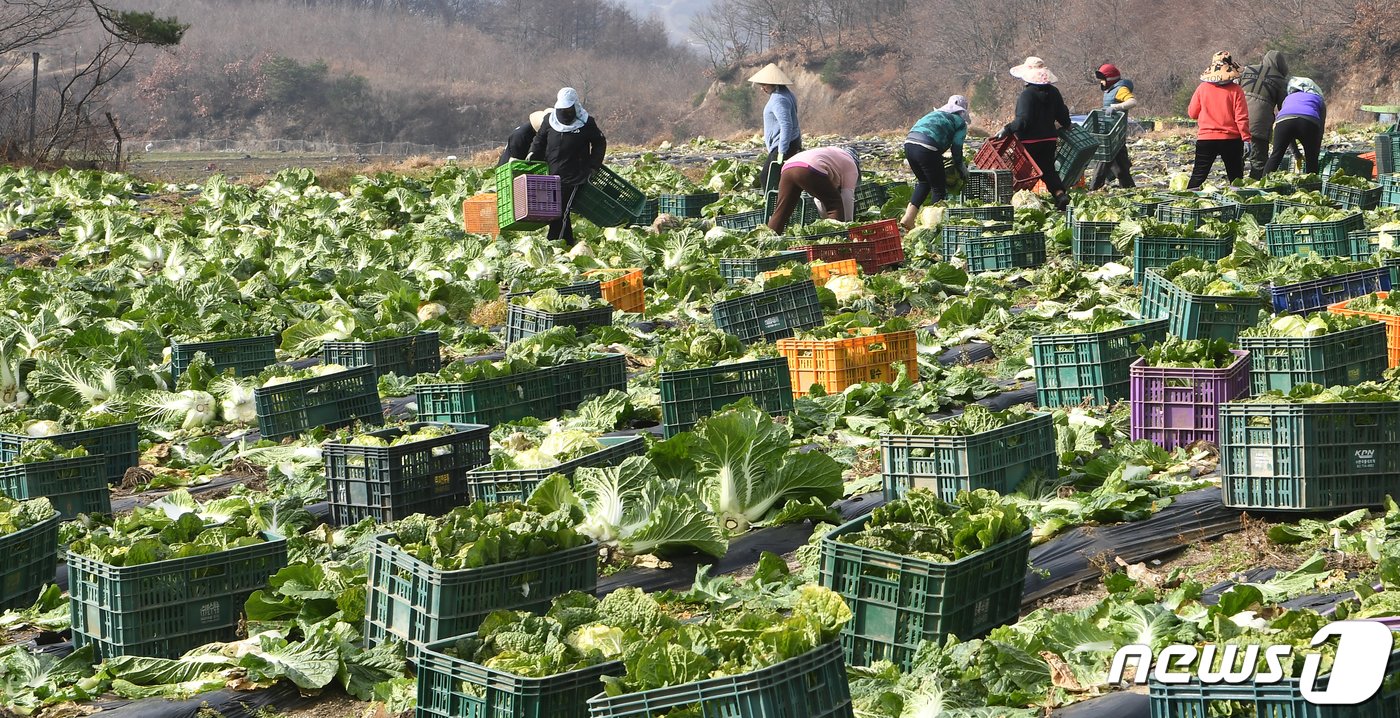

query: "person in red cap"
left=1090, top=63, right=1137, bottom=189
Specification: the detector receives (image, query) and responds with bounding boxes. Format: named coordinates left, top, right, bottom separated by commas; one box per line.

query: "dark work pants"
left=1024, top=139, right=1064, bottom=196
left=767, top=167, right=843, bottom=233
left=548, top=184, right=581, bottom=245
left=1091, top=145, right=1136, bottom=189
left=758, top=139, right=803, bottom=191
left=1187, top=138, right=1245, bottom=189
left=1263, top=117, right=1322, bottom=175
left=905, top=142, right=949, bottom=206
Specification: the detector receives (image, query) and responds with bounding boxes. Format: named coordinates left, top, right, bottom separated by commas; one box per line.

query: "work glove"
left=1241, top=142, right=1254, bottom=159
left=993, top=130, right=1008, bottom=141
left=1103, top=107, right=1117, bottom=116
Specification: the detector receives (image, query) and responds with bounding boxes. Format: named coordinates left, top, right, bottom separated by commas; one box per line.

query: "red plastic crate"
left=511, top=174, right=562, bottom=223
left=794, top=219, right=904, bottom=274
left=1129, top=351, right=1251, bottom=450
left=1328, top=292, right=1400, bottom=367
left=972, top=136, right=1043, bottom=191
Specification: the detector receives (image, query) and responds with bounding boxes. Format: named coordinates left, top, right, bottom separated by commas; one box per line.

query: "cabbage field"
left=2, top=128, right=1400, bottom=718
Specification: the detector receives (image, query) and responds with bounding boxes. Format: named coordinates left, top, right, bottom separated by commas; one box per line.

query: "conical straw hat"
left=748, top=63, right=794, bottom=86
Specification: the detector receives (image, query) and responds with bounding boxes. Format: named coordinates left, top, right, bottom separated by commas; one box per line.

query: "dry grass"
left=470, top=299, right=507, bottom=328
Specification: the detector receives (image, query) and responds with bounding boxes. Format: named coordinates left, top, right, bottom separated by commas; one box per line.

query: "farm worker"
left=996, top=56, right=1072, bottom=211
left=1262, top=77, right=1327, bottom=175
left=749, top=63, right=802, bottom=193
left=1185, top=51, right=1252, bottom=189
left=1239, top=50, right=1290, bottom=179
left=527, top=87, right=607, bottom=247
left=1090, top=63, right=1137, bottom=190
left=767, top=146, right=861, bottom=234
left=497, top=109, right=550, bottom=166
left=899, top=95, right=970, bottom=230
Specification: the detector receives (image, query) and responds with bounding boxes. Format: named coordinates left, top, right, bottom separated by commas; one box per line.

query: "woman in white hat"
left=900, top=95, right=970, bottom=230
left=767, top=146, right=861, bottom=234
left=528, top=87, right=607, bottom=246
left=996, top=56, right=1072, bottom=211
left=497, top=109, right=551, bottom=167
left=748, top=63, right=801, bottom=191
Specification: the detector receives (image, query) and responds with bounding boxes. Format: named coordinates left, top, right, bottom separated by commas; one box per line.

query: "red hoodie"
left=1187, top=82, right=1252, bottom=142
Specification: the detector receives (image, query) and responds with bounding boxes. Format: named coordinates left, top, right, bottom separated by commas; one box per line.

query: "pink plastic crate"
left=511, top=174, right=563, bottom=223
left=1129, top=350, right=1251, bottom=450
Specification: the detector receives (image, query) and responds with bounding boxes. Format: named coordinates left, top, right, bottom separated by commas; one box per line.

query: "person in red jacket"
left=1185, top=51, right=1252, bottom=189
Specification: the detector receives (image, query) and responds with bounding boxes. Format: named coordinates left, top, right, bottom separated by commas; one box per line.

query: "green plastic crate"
left=253, top=365, right=384, bottom=441
left=718, top=250, right=809, bottom=285
left=1240, top=322, right=1387, bottom=395
left=585, top=641, right=852, bottom=718
left=463, top=435, right=645, bottom=504
left=505, top=304, right=615, bottom=344
left=170, top=335, right=278, bottom=381
left=712, top=280, right=824, bottom=344
left=1319, top=150, right=1375, bottom=179
left=1069, top=211, right=1121, bottom=265
left=715, top=209, right=768, bottom=231
left=1155, top=200, right=1239, bottom=228
left=504, top=280, right=603, bottom=303
left=69, top=532, right=288, bottom=659
left=634, top=197, right=659, bottom=227
left=1383, top=174, right=1400, bottom=207
left=0, top=423, right=139, bottom=486
left=880, top=413, right=1058, bottom=502
left=1055, top=123, right=1100, bottom=187
left=1214, top=193, right=1275, bottom=223
left=1265, top=212, right=1367, bottom=258
left=942, top=222, right=1013, bottom=257
left=574, top=167, right=646, bottom=228
left=853, top=181, right=889, bottom=214
left=1082, top=109, right=1127, bottom=164
left=1379, top=132, right=1400, bottom=175
left=552, top=353, right=628, bottom=411
left=1032, top=318, right=1169, bottom=407
left=323, top=422, right=491, bottom=526
left=0, top=513, right=58, bottom=611
left=820, top=517, right=1031, bottom=670
left=1140, top=269, right=1265, bottom=342
left=416, top=367, right=558, bottom=427
left=1131, top=235, right=1234, bottom=285
left=1323, top=178, right=1382, bottom=210
left=1220, top=401, right=1400, bottom=511
left=322, top=331, right=441, bottom=379
left=364, top=534, right=598, bottom=661
left=495, top=160, right=551, bottom=232
left=659, top=357, right=794, bottom=437
left=963, top=230, right=1046, bottom=273
left=944, top=204, right=1014, bottom=222
left=1148, top=649, right=1400, bottom=718
left=417, top=633, right=622, bottom=718
left=0, top=455, right=109, bottom=518
left=1130, top=197, right=1167, bottom=217
left=658, top=191, right=719, bottom=218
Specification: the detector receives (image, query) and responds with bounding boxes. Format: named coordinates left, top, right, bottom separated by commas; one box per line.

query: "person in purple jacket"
left=1262, top=77, right=1327, bottom=175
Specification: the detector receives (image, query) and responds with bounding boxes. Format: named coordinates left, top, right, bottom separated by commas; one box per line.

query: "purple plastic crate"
left=1129, top=350, right=1251, bottom=450
left=511, top=174, right=563, bottom=223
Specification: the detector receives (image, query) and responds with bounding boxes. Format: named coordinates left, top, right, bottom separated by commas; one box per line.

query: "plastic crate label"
left=1249, top=448, right=1273, bottom=476
left=1356, top=448, right=1381, bottom=472
left=761, top=315, right=787, bottom=332
left=194, top=599, right=225, bottom=627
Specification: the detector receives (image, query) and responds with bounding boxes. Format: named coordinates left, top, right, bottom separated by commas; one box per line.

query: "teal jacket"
left=908, top=110, right=967, bottom=157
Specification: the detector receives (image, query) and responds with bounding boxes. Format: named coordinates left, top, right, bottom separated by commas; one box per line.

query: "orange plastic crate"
left=463, top=193, right=499, bottom=235
left=762, top=258, right=859, bottom=286
left=585, top=268, right=645, bottom=314
left=776, top=330, right=919, bottom=397
left=1328, top=292, right=1400, bottom=366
